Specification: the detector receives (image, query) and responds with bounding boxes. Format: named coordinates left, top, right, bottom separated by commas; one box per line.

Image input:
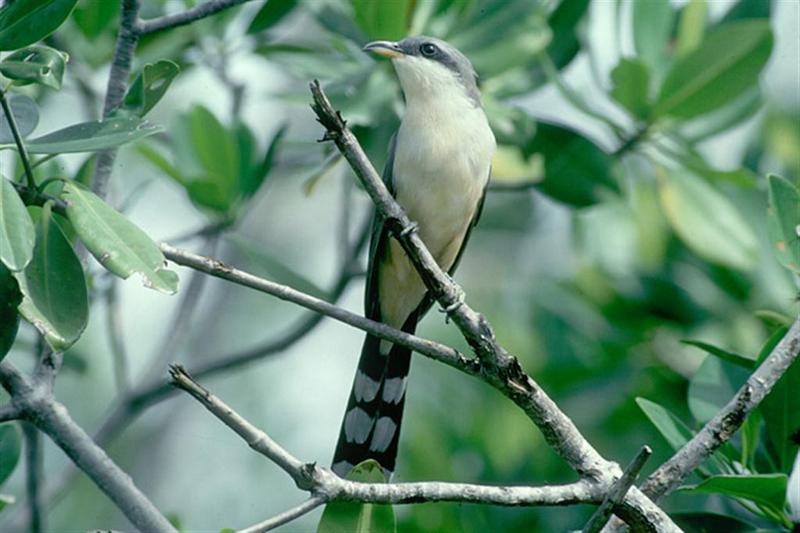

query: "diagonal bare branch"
left=137, top=0, right=253, bottom=35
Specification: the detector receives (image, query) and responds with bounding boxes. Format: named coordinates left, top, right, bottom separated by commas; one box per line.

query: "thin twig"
left=22, top=423, right=45, bottom=533
left=238, top=495, right=327, bottom=533
left=0, top=88, right=36, bottom=188
left=136, top=0, right=252, bottom=35
left=641, top=316, right=800, bottom=501
left=582, top=445, right=652, bottom=533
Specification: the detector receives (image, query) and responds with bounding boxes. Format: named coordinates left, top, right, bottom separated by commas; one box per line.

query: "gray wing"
left=363, top=133, right=397, bottom=319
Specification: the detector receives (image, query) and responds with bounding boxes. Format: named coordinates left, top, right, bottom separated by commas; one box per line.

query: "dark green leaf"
left=0, top=424, right=21, bottom=485
left=15, top=203, right=87, bottom=351
left=352, top=0, right=410, bottom=41
left=247, top=0, right=298, bottom=33
left=766, top=174, right=800, bottom=274
left=185, top=179, right=235, bottom=213
left=545, top=0, right=590, bottom=70
left=0, top=177, right=35, bottom=271
left=186, top=105, right=239, bottom=189
left=121, top=60, right=180, bottom=118
left=632, top=0, right=674, bottom=74
left=719, top=0, right=771, bottom=25
left=525, top=123, right=617, bottom=207
left=672, top=512, right=755, bottom=532
left=658, top=169, right=758, bottom=270
left=0, top=263, right=22, bottom=360
left=0, top=0, right=79, bottom=51
left=8, top=117, right=162, bottom=154
left=682, top=340, right=756, bottom=369
left=242, top=124, right=286, bottom=198
left=0, top=94, right=38, bottom=144
left=680, top=474, right=788, bottom=512
left=636, top=397, right=695, bottom=451
left=61, top=181, right=178, bottom=294
left=654, top=20, right=773, bottom=119
left=0, top=45, right=68, bottom=90
left=610, top=58, right=651, bottom=120
left=318, top=459, right=395, bottom=533
left=687, top=356, right=747, bottom=424
left=759, top=327, right=800, bottom=472
left=72, top=0, right=118, bottom=39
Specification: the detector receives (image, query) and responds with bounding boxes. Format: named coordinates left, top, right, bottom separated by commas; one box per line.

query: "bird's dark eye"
left=420, top=43, right=438, bottom=57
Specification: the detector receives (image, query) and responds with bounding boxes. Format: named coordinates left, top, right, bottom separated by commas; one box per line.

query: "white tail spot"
left=369, top=417, right=397, bottom=452
left=344, top=407, right=374, bottom=444
left=354, top=371, right=380, bottom=402
left=382, top=377, right=407, bottom=404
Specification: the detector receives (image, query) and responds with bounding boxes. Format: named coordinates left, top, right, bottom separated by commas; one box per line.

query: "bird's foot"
left=399, top=221, right=419, bottom=237
left=439, top=286, right=465, bottom=323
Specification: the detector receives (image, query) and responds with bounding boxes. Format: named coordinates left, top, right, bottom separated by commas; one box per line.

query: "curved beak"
left=363, top=40, right=405, bottom=59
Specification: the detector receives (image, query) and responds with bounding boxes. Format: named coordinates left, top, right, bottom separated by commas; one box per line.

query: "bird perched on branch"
left=332, top=36, right=496, bottom=477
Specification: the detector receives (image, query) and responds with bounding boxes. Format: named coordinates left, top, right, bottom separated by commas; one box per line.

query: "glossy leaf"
left=525, top=123, right=617, bottom=207
left=0, top=263, right=22, bottom=360
left=0, top=45, right=68, bottom=90
left=0, top=177, right=35, bottom=271
left=766, top=174, right=800, bottom=274
left=15, top=203, right=87, bottom=351
left=0, top=94, right=38, bottom=144
left=247, top=0, right=298, bottom=33
left=610, top=58, right=651, bottom=120
left=680, top=474, right=788, bottom=512
left=632, top=0, right=673, bottom=74
left=0, top=0, right=78, bottom=51
left=636, top=397, right=694, bottom=451
left=61, top=181, right=178, bottom=294
left=0, top=424, right=21, bottom=485
left=318, top=459, right=395, bottom=533
left=352, top=0, right=410, bottom=41
left=659, top=169, right=758, bottom=271
left=654, top=20, right=773, bottom=119
left=682, top=339, right=756, bottom=369
left=121, top=60, right=180, bottom=118
left=4, top=117, right=162, bottom=154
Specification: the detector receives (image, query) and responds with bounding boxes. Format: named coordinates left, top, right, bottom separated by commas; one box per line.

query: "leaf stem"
left=0, top=88, right=36, bottom=189
left=16, top=154, right=59, bottom=183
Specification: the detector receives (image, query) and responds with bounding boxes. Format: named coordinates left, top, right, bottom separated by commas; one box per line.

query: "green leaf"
left=242, top=124, right=286, bottom=199
left=0, top=45, right=68, bottom=90
left=610, top=58, right=651, bottom=120
left=654, top=20, right=773, bottom=119
left=719, top=0, right=771, bottom=25
left=672, top=512, right=755, bottom=532
left=525, top=123, right=617, bottom=207
left=247, top=0, right=297, bottom=33
left=675, top=0, right=707, bottom=57
left=759, top=327, right=800, bottom=472
left=0, top=94, right=38, bottom=144
left=0, top=424, right=21, bottom=486
left=545, top=0, right=590, bottom=70
left=741, top=410, right=761, bottom=470
left=6, top=117, right=162, bottom=154
left=0, top=493, right=14, bottom=511
left=0, top=177, right=35, bottom=271
left=636, top=397, right=695, bottom=451
left=318, top=459, right=395, bottom=533
left=137, top=143, right=186, bottom=185
left=658, top=169, right=758, bottom=271
left=121, top=60, right=180, bottom=118
left=352, top=0, right=410, bottom=41
left=61, top=181, right=178, bottom=294
left=0, top=263, right=22, bottom=361
left=0, top=0, right=79, bottom=51
left=682, top=340, right=756, bottom=369
left=687, top=356, right=747, bottom=424
left=766, top=174, right=800, bottom=274
left=680, top=474, right=788, bottom=512
left=72, top=0, right=118, bottom=39
left=185, top=106, right=239, bottom=205
left=632, top=0, right=674, bottom=75
left=15, top=203, right=88, bottom=351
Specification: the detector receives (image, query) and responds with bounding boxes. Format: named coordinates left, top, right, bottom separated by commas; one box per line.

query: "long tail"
left=331, top=314, right=418, bottom=477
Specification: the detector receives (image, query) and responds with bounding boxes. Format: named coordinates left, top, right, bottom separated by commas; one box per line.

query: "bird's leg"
left=439, top=281, right=465, bottom=323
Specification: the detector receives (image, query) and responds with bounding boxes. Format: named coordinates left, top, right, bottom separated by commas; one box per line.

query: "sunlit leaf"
left=675, top=0, right=707, bottom=57
left=318, top=459, right=395, bottom=533
left=610, top=58, right=651, bottom=120
left=121, top=60, right=180, bottom=118
left=636, top=397, right=694, bottom=451
left=4, top=117, right=162, bottom=154
left=247, top=0, right=298, bottom=33
left=61, top=181, right=178, bottom=294
left=0, top=0, right=78, bottom=51
left=0, top=94, right=38, bottom=144
left=15, top=203, right=88, bottom=351
left=0, top=177, right=35, bottom=271
left=0, top=45, right=68, bottom=90
left=0, top=263, right=22, bottom=360
left=654, top=20, right=773, bottom=119
left=0, top=424, right=21, bottom=485
left=658, top=169, right=758, bottom=271
left=766, top=174, right=800, bottom=274
left=680, top=474, right=788, bottom=512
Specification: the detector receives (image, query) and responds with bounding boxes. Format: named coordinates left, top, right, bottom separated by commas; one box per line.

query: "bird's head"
left=363, top=36, right=480, bottom=106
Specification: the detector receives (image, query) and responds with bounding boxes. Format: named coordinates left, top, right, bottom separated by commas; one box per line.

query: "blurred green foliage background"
left=1, top=0, right=799, bottom=531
